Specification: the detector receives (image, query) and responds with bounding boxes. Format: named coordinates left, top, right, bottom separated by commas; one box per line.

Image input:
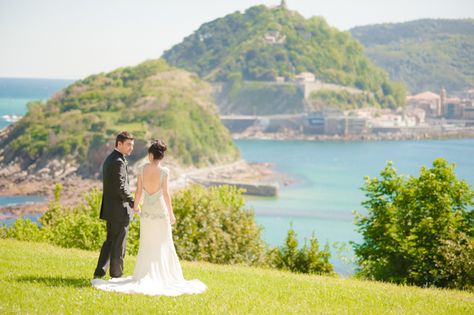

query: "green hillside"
left=214, top=80, right=306, bottom=115
left=351, top=19, right=474, bottom=94
left=0, top=59, right=239, bottom=177
left=1, top=239, right=472, bottom=314
left=163, top=5, right=405, bottom=109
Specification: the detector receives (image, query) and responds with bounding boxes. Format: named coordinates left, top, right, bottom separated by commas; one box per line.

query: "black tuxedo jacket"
left=99, top=149, right=134, bottom=223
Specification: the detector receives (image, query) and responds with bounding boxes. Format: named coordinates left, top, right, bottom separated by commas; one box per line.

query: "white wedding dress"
left=91, top=165, right=207, bottom=296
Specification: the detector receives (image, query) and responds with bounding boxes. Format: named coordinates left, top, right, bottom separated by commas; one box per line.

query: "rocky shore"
left=0, top=159, right=286, bottom=216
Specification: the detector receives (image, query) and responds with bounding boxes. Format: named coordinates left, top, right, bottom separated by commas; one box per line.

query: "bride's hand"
left=133, top=206, right=141, bottom=213
left=170, top=214, right=176, bottom=225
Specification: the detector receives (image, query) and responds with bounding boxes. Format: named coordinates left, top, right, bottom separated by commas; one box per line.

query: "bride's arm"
left=133, top=173, right=142, bottom=213
left=162, top=172, right=176, bottom=224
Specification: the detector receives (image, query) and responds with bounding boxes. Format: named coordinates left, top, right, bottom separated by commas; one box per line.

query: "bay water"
left=0, top=78, right=73, bottom=128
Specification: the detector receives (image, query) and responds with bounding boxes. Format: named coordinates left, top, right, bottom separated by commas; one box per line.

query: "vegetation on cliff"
left=351, top=19, right=474, bottom=94
left=164, top=5, right=406, bottom=109
left=0, top=59, right=239, bottom=176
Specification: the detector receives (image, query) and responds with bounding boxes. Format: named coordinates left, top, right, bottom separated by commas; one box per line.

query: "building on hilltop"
left=263, top=30, right=286, bottom=44
left=268, top=0, right=288, bottom=9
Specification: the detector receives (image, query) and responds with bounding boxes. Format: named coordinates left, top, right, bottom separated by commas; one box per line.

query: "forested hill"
left=0, top=59, right=239, bottom=178
left=163, top=5, right=405, bottom=108
left=350, top=19, right=474, bottom=94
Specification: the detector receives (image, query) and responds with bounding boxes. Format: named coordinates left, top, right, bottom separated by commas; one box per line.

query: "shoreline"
left=0, top=159, right=288, bottom=216
left=2, top=134, right=473, bottom=217
left=231, top=129, right=474, bottom=142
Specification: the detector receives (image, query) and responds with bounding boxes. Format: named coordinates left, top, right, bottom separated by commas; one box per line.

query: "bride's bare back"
left=141, top=163, right=163, bottom=195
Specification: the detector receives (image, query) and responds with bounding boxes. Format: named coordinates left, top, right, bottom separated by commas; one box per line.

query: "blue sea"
left=0, top=78, right=73, bottom=128
left=1, top=78, right=474, bottom=274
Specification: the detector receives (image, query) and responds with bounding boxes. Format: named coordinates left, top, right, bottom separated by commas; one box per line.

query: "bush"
left=354, top=158, right=474, bottom=289
left=172, top=185, right=266, bottom=265
left=1, top=218, right=43, bottom=242
left=267, top=226, right=334, bottom=275
left=41, top=186, right=107, bottom=251
left=434, top=232, right=474, bottom=290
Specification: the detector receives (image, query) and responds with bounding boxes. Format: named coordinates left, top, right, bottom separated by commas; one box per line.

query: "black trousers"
left=94, top=221, right=129, bottom=278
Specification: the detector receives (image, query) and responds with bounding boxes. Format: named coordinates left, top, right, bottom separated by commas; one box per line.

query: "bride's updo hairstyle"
left=148, top=139, right=167, bottom=160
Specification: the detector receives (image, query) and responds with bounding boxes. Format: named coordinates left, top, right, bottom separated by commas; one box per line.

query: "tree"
left=353, top=158, right=474, bottom=289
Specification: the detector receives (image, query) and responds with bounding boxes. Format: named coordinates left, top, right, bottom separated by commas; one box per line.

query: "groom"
left=94, top=131, right=135, bottom=278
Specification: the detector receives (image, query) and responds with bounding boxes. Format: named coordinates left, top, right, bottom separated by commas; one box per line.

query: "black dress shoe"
left=93, top=273, right=105, bottom=279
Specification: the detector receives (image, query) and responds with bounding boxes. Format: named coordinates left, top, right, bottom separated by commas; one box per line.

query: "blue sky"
left=1, top=0, right=473, bottom=79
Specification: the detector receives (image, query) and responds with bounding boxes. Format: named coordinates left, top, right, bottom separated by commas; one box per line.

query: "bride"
left=91, top=139, right=207, bottom=296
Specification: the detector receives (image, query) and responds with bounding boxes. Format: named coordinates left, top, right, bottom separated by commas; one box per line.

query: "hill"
left=0, top=59, right=239, bottom=178
left=1, top=239, right=472, bottom=314
left=163, top=5, right=405, bottom=111
left=350, top=19, right=474, bottom=94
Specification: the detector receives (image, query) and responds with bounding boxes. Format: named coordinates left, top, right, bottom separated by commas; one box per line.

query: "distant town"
left=221, top=73, right=474, bottom=140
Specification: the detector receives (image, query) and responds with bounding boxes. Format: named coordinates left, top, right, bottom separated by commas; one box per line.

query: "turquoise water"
left=0, top=196, right=47, bottom=227
left=0, top=196, right=47, bottom=207
left=235, top=139, right=474, bottom=274
left=0, top=78, right=73, bottom=129
left=0, top=98, right=36, bottom=128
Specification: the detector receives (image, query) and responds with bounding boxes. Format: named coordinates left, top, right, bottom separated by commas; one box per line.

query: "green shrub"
left=1, top=218, right=43, bottom=242
left=267, top=226, right=334, bottom=275
left=434, top=232, right=474, bottom=290
left=172, top=185, right=266, bottom=265
left=354, top=158, right=474, bottom=289
left=41, top=187, right=107, bottom=251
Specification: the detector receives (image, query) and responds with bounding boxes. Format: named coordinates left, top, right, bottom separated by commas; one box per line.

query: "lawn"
left=0, top=239, right=472, bottom=314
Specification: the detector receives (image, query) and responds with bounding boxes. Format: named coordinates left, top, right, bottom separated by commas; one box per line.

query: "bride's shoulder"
left=160, top=166, right=170, bottom=176
left=138, top=163, right=149, bottom=173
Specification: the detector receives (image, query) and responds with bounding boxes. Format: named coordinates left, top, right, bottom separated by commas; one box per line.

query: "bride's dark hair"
left=148, top=139, right=167, bottom=160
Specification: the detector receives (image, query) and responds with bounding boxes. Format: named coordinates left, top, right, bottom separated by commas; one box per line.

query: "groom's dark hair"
left=115, top=131, right=134, bottom=147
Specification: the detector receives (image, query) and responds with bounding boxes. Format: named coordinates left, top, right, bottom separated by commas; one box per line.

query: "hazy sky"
left=1, top=0, right=473, bottom=79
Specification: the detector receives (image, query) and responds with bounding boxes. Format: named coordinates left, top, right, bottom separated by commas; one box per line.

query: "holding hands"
left=133, top=203, right=141, bottom=213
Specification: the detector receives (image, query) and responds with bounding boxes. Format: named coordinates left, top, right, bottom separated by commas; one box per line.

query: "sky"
left=1, top=0, right=473, bottom=79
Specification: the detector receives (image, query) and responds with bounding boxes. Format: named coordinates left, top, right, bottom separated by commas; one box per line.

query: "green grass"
left=0, top=239, right=473, bottom=314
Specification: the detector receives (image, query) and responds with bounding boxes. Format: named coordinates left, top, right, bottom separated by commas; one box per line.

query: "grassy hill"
left=163, top=5, right=405, bottom=110
left=0, top=59, right=239, bottom=177
left=351, top=19, right=474, bottom=94
left=1, top=239, right=472, bottom=314
left=214, top=81, right=306, bottom=115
